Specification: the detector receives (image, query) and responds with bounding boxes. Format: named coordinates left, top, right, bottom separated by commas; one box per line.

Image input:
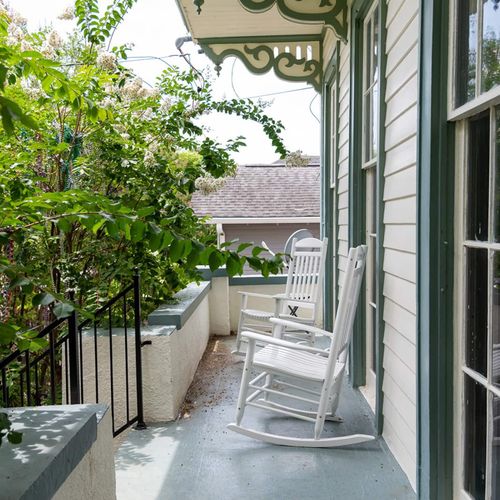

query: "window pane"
left=365, top=18, right=372, bottom=88
left=456, top=0, right=478, bottom=106
left=364, top=92, right=372, bottom=163
left=372, top=8, right=379, bottom=85
left=481, top=0, right=500, bottom=94
left=494, top=252, right=500, bottom=387
left=495, top=106, right=500, bottom=242
left=464, top=375, right=487, bottom=500
left=492, top=393, right=500, bottom=500
left=467, top=111, right=490, bottom=241
left=372, top=86, right=378, bottom=159
left=466, top=248, right=488, bottom=377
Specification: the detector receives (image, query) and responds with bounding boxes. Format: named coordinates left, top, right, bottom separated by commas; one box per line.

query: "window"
left=361, top=1, right=379, bottom=399
left=454, top=0, right=500, bottom=108
left=460, top=105, right=500, bottom=500
left=325, top=63, right=338, bottom=316
left=330, top=82, right=337, bottom=189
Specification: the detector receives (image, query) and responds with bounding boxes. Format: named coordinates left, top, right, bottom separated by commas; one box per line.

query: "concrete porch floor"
left=114, top=336, right=415, bottom=500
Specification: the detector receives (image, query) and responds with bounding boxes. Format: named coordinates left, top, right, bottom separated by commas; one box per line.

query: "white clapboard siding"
left=383, top=249, right=416, bottom=284
left=384, top=297, right=416, bottom=344
left=385, top=135, right=417, bottom=176
left=383, top=370, right=417, bottom=430
left=384, top=197, right=416, bottom=224
left=383, top=419, right=417, bottom=491
left=381, top=0, right=419, bottom=488
left=384, top=166, right=417, bottom=200
left=384, top=225, right=416, bottom=254
left=336, top=38, right=351, bottom=287
left=384, top=323, right=416, bottom=373
left=383, top=343, right=417, bottom=403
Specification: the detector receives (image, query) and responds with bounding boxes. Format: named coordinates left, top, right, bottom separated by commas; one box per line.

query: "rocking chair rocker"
left=227, top=245, right=374, bottom=447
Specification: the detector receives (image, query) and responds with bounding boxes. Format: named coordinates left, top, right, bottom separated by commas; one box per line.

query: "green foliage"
left=0, top=412, right=22, bottom=447
left=0, top=0, right=287, bottom=364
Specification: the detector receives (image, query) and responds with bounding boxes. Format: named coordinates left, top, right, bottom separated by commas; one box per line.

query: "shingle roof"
left=191, top=161, right=320, bottom=218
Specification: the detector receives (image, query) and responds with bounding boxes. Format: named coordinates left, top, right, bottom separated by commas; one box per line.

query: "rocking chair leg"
left=232, top=311, right=246, bottom=355
left=235, top=340, right=256, bottom=425
left=263, top=373, right=274, bottom=401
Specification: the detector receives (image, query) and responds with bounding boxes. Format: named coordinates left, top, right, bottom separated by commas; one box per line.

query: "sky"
left=13, top=0, right=321, bottom=165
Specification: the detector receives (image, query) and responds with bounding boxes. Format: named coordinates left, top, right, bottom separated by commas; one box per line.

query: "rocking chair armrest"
left=269, top=317, right=333, bottom=339
left=238, top=291, right=276, bottom=300
left=240, top=331, right=328, bottom=355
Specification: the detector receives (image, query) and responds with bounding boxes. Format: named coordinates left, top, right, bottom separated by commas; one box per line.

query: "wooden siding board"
left=383, top=344, right=417, bottom=402
left=385, top=15, right=419, bottom=75
left=383, top=224, right=416, bottom=254
left=385, top=105, right=418, bottom=151
left=383, top=419, right=417, bottom=491
left=383, top=395, right=417, bottom=457
left=385, top=1, right=418, bottom=52
left=384, top=166, right=417, bottom=201
left=385, top=136, right=417, bottom=175
left=384, top=323, right=417, bottom=372
left=386, top=45, right=418, bottom=97
left=383, top=371, right=417, bottom=430
left=383, top=197, right=416, bottom=225
left=383, top=297, right=417, bottom=344
left=383, top=273, right=416, bottom=315
left=383, top=248, right=417, bottom=284
left=385, top=74, right=418, bottom=127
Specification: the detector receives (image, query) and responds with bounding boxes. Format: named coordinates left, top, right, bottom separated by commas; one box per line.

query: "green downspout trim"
left=375, top=0, right=387, bottom=436
left=416, top=0, right=454, bottom=499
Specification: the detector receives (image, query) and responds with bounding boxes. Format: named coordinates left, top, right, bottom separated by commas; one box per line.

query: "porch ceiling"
left=175, top=1, right=348, bottom=92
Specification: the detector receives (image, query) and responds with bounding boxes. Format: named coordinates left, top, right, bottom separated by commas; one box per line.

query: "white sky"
left=13, top=0, right=321, bottom=164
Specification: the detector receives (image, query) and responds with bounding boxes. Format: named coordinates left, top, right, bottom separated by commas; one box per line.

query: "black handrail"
left=0, top=269, right=146, bottom=437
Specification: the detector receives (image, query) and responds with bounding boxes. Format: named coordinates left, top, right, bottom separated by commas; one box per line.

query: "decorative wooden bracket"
left=199, top=37, right=322, bottom=92
left=239, top=0, right=348, bottom=41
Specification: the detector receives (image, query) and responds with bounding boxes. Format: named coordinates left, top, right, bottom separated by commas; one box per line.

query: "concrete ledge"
left=0, top=404, right=113, bottom=500
left=148, top=281, right=211, bottom=328
left=197, top=266, right=228, bottom=280
left=197, top=266, right=287, bottom=286
left=228, top=274, right=288, bottom=286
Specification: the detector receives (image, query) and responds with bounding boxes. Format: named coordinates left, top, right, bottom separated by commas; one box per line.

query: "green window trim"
left=322, top=43, right=340, bottom=332
left=416, top=1, right=454, bottom=499
left=348, top=1, right=387, bottom=439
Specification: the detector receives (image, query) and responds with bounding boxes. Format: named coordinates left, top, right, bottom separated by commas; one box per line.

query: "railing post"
left=133, top=268, right=146, bottom=429
left=67, top=302, right=81, bottom=404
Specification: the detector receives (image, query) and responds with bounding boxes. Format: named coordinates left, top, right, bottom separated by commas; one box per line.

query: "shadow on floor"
left=115, top=336, right=415, bottom=500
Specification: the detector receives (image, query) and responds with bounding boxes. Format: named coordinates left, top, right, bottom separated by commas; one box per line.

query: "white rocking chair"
left=227, top=245, right=374, bottom=447
left=233, top=237, right=328, bottom=355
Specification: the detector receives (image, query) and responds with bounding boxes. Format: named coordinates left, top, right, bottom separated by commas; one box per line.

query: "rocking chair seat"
left=253, top=344, right=343, bottom=382
left=241, top=309, right=274, bottom=320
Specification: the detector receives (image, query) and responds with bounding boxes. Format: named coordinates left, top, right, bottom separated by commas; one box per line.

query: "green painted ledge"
left=148, top=281, right=211, bottom=329
left=197, top=266, right=287, bottom=286
left=0, top=404, right=107, bottom=500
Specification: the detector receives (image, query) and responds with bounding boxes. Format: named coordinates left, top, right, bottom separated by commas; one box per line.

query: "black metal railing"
left=0, top=270, right=146, bottom=437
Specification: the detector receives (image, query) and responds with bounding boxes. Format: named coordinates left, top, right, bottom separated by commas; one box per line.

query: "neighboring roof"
left=191, top=160, right=320, bottom=219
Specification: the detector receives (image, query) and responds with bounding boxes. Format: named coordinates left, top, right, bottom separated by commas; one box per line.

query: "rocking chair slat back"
left=285, top=238, right=327, bottom=305
left=330, top=245, right=367, bottom=366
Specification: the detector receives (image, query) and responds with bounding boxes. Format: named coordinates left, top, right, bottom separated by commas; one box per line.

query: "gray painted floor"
left=115, top=337, right=415, bottom=500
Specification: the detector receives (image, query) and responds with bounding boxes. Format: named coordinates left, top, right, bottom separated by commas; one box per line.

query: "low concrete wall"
left=1, top=404, right=114, bottom=500
left=77, top=282, right=211, bottom=424
left=54, top=408, right=116, bottom=500
left=142, top=295, right=210, bottom=422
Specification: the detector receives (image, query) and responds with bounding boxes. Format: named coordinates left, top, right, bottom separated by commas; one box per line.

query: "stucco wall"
left=53, top=409, right=116, bottom=500
left=78, top=296, right=210, bottom=424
